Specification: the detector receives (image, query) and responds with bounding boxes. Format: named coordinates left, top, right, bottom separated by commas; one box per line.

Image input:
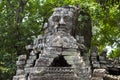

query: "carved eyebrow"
left=64, top=14, right=72, bottom=16
left=52, top=16, right=60, bottom=22
left=52, top=13, right=60, bottom=16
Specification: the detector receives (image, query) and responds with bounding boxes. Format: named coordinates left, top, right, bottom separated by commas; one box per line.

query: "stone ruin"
left=13, top=6, right=120, bottom=80
left=90, top=46, right=120, bottom=80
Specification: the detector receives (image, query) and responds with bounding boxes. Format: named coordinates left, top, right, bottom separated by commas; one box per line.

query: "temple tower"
left=13, top=6, right=91, bottom=80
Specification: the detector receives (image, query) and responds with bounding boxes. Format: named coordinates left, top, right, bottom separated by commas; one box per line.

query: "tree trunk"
left=79, top=11, right=92, bottom=50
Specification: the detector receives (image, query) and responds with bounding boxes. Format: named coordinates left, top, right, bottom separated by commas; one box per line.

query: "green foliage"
left=0, top=0, right=120, bottom=79
left=108, top=48, right=120, bottom=58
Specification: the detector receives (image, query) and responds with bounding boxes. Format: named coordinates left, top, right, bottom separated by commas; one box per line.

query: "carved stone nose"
left=59, top=18, right=66, bottom=25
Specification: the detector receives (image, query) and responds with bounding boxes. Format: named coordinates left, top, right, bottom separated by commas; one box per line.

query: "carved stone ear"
left=43, top=22, right=48, bottom=29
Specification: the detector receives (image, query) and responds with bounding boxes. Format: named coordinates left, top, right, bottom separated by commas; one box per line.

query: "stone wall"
left=90, top=46, right=120, bottom=80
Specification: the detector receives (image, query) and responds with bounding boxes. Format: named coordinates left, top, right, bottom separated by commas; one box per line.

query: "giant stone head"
left=48, top=6, right=78, bottom=34
left=46, top=6, right=78, bottom=48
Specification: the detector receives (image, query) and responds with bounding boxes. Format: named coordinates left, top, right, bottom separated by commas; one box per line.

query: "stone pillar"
left=13, top=55, right=27, bottom=80
left=91, top=69, right=106, bottom=80
left=90, top=46, right=100, bottom=69
left=99, top=49, right=107, bottom=68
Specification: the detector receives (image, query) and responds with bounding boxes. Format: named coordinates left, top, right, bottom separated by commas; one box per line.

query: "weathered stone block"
left=91, top=52, right=98, bottom=57
left=93, top=69, right=106, bottom=77
left=13, top=75, right=26, bottom=80
left=35, top=57, right=51, bottom=67
left=99, top=61, right=107, bottom=64
left=16, top=61, right=26, bottom=66
left=104, top=74, right=120, bottom=80
left=18, top=55, right=27, bottom=61
left=62, top=49, right=78, bottom=56
left=29, top=55, right=37, bottom=60
left=26, top=45, right=33, bottom=50
left=92, top=62, right=100, bottom=68
left=26, top=59, right=34, bottom=64
left=100, top=64, right=107, bottom=68
left=30, top=51, right=36, bottom=56
left=91, top=77, right=103, bottom=80
left=25, top=63, right=33, bottom=68
left=16, top=69, right=25, bottom=75
left=99, top=56, right=106, bottom=61
left=91, top=57, right=97, bottom=61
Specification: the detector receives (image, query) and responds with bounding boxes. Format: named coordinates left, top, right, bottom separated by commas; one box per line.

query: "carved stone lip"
left=57, top=28, right=66, bottom=32
left=57, top=26, right=67, bottom=32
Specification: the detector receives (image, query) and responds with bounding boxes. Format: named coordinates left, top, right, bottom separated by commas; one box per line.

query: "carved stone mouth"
left=57, top=26, right=67, bottom=32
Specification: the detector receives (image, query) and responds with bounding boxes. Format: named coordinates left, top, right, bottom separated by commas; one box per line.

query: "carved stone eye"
left=52, top=16, right=60, bottom=22
left=63, top=16, right=71, bottom=22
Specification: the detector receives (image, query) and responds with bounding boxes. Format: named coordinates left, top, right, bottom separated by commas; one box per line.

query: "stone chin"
left=46, top=31, right=78, bottom=49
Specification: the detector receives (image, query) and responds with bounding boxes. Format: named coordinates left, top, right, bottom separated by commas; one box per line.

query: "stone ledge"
left=13, top=75, right=26, bottom=80
left=104, top=74, right=120, bottom=80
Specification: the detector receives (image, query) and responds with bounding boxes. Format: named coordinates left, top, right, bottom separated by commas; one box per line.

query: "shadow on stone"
left=49, top=55, right=71, bottom=67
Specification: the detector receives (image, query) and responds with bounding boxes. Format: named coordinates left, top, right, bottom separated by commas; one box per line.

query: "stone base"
left=28, top=67, right=79, bottom=80
left=104, top=74, right=120, bottom=80
left=91, top=77, right=103, bottom=80
left=29, top=76, right=79, bottom=80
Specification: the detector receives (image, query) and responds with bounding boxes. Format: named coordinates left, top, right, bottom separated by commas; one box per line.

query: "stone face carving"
left=13, top=6, right=91, bottom=80
left=13, top=5, right=120, bottom=80
left=48, top=7, right=76, bottom=34
left=13, top=6, right=120, bottom=80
